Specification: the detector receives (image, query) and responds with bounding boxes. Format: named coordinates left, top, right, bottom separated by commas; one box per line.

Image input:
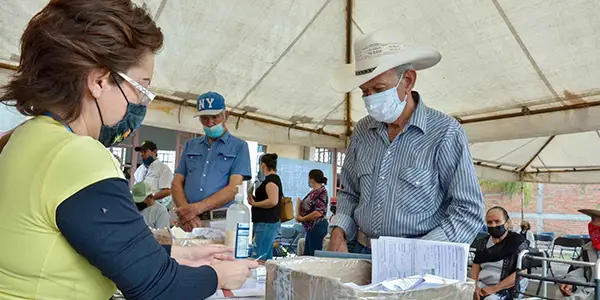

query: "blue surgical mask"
left=142, top=156, right=155, bottom=167
left=257, top=168, right=266, bottom=182
left=97, top=102, right=146, bottom=148
left=363, top=77, right=407, bottom=124
left=203, top=123, right=225, bottom=139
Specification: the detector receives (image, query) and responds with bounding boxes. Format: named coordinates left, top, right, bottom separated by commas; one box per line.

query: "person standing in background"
left=519, top=221, right=535, bottom=248
left=297, top=169, right=329, bottom=256
left=133, top=140, right=173, bottom=208
left=172, top=92, right=251, bottom=232
left=248, top=153, right=283, bottom=260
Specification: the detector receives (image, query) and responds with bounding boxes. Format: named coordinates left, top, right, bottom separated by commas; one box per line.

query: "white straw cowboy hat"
left=330, top=29, right=442, bottom=93
left=579, top=209, right=600, bottom=219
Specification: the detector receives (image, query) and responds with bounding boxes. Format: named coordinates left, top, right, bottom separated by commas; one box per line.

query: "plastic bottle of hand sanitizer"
left=225, top=183, right=251, bottom=259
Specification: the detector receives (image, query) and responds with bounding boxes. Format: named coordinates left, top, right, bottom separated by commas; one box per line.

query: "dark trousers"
left=351, top=241, right=372, bottom=255
left=303, top=219, right=329, bottom=256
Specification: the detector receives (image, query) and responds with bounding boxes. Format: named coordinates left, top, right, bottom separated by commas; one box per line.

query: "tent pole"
left=520, top=180, right=525, bottom=221
left=518, top=172, right=525, bottom=222
left=343, top=0, right=353, bottom=147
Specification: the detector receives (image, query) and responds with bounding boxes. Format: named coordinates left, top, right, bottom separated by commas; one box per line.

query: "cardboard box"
left=266, top=257, right=475, bottom=300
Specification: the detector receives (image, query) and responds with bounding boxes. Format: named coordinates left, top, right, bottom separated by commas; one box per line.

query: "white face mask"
left=362, top=76, right=408, bottom=124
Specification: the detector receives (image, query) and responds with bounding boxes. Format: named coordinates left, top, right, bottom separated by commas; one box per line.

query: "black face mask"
left=487, top=224, right=507, bottom=238
left=136, top=202, right=148, bottom=211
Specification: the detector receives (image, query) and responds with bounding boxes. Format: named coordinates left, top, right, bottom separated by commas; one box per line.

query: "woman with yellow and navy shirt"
left=0, top=1, right=256, bottom=299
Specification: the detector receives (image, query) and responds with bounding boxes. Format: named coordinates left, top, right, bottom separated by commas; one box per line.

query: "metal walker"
left=515, top=249, right=600, bottom=300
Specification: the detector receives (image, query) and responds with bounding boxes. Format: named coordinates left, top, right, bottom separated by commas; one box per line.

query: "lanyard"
left=44, top=112, right=73, bottom=133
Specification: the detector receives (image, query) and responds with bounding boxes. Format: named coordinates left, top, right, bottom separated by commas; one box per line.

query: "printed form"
left=371, top=237, right=469, bottom=284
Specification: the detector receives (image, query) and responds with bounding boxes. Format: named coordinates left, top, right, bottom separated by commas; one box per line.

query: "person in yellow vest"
left=0, top=1, right=256, bottom=299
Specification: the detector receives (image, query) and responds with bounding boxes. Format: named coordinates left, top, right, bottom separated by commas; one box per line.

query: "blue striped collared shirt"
left=331, top=92, right=485, bottom=244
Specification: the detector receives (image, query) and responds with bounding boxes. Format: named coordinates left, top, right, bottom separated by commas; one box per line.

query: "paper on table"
left=385, top=275, right=424, bottom=291
left=345, top=274, right=459, bottom=292
left=371, top=237, right=469, bottom=284
left=208, top=278, right=265, bottom=299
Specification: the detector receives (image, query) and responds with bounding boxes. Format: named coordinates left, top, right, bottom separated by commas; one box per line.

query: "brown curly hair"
left=0, top=0, right=164, bottom=122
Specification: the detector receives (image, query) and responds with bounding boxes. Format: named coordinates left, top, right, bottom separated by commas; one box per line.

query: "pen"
left=254, top=253, right=267, bottom=261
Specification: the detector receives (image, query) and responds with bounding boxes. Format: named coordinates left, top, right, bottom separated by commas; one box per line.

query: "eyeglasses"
left=116, top=72, right=156, bottom=106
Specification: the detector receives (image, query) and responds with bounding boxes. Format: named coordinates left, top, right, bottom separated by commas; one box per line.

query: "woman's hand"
left=211, top=260, right=259, bottom=290
left=171, top=244, right=234, bottom=267
left=248, top=194, right=256, bottom=206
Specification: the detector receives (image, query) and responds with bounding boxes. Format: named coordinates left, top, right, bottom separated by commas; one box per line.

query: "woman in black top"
left=248, top=153, right=284, bottom=260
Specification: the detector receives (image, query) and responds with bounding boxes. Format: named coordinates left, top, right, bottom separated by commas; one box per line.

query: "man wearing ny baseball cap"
left=133, top=140, right=174, bottom=208
left=172, top=91, right=251, bottom=232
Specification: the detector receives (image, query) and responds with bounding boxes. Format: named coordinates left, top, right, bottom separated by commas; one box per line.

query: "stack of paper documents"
left=255, top=266, right=267, bottom=284
left=209, top=278, right=265, bottom=299
left=371, top=237, right=469, bottom=284
left=344, top=274, right=460, bottom=292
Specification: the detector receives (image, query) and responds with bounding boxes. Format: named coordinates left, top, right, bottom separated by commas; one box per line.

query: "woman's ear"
left=86, top=68, right=111, bottom=99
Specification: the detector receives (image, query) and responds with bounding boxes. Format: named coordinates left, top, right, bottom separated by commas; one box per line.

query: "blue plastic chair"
left=541, top=232, right=555, bottom=239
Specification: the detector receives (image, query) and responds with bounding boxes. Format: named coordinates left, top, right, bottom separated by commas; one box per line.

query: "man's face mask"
left=362, top=75, right=408, bottom=124
left=588, top=222, right=600, bottom=251
left=142, top=156, right=155, bottom=166
left=136, top=202, right=148, bottom=211
left=96, top=72, right=155, bottom=148
left=203, top=122, right=225, bottom=139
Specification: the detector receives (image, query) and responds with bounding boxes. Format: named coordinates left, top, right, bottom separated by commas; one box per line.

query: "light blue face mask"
left=257, top=168, right=266, bottom=182
left=203, top=123, right=225, bottom=139
left=362, top=76, right=408, bottom=124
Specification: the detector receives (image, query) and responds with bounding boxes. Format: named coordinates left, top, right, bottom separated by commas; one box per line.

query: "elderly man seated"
left=556, top=208, right=600, bottom=300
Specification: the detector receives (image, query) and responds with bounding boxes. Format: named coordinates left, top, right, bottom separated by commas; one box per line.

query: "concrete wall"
left=137, top=125, right=178, bottom=151
left=265, top=144, right=306, bottom=160
left=484, top=183, right=598, bottom=236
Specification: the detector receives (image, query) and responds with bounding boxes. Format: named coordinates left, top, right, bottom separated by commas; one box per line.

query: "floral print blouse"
left=299, top=186, right=328, bottom=231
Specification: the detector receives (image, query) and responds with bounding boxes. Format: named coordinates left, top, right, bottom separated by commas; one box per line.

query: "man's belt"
left=198, top=208, right=228, bottom=221
left=357, top=230, right=427, bottom=249
left=357, top=230, right=372, bottom=249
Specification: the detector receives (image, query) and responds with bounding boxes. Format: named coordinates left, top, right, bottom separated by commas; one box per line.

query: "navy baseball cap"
left=134, top=140, right=158, bottom=152
left=195, top=91, right=226, bottom=117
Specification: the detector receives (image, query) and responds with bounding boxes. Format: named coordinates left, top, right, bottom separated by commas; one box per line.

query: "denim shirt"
left=175, top=131, right=251, bottom=204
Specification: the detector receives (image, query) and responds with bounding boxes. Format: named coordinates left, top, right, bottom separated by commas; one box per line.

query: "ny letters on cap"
left=195, top=91, right=226, bottom=117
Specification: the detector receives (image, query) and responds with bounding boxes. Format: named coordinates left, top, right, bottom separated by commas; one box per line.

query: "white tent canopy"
left=1, top=0, right=599, bottom=183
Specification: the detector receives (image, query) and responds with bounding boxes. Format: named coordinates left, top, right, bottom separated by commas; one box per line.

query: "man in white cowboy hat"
left=328, top=29, right=485, bottom=254
left=556, top=208, right=600, bottom=300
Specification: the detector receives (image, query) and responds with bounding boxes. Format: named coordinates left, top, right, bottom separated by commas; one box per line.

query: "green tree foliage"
left=479, top=180, right=534, bottom=206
